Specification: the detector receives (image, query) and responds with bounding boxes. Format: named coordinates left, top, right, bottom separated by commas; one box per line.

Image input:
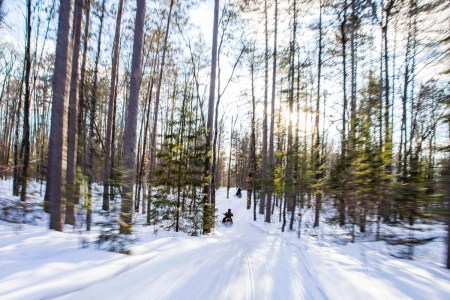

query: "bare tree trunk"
left=76, top=0, right=91, bottom=207
left=290, top=51, right=301, bottom=231
left=284, top=0, right=297, bottom=231
left=175, top=79, right=188, bottom=232
left=401, top=14, right=413, bottom=181
left=383, top=0, right=395, bottom=173
left=150, top=0, right=174, bottom=178
left=249, top=50, right=257, bottom=220
left=313, top=0, right=323, bottom=228
left=260, top=0, right=269, bottom=216
left=227, top=116, right=237, bottom=199
left=213, top=10, right=245, bottom=207
left=0, top=72, right=14, bottom=165
left=145, top=0, right=174, bottom=219
left=202, top=0, right=220, bottom=235
left=47, top=0, right=73, bottom=232
left=86, top=0, right=105, bottom=231
left=103, top=0, right=124, bottom=211
left=349, top=0, right=357, bottom=149
left=65, top=0, right=83, bottom=225
left=20, top=0, right=32, bottom=202
left=138, top=74, right=155, bottom=215
left=339, top=0, right=348, bottom=226
left=120, top=0, right=145, bottom=234
left=215, top=116, right=225, bottom=188
left=266, top=0, right=277, bottom=223
left=341, top=0, right=348, bottom=160
left=13, top=64, right=25, bottom=196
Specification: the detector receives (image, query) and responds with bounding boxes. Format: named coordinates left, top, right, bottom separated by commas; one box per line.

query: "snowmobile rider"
left=222, top=209, right=233, bottom=223
left=236, top=188, right=242, bottom=198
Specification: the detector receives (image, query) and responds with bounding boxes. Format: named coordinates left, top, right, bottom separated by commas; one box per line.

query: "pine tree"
left=202, top=0, right=220, bottom=235
left=103, top=0, right=125, bottom=211
left=47, top=0, right=73, bottom=232
left=65, top=0, right=83, bottom=225
left=266, top=0, right=278, bottom=223
left=120, top=0, right=146, bottom=234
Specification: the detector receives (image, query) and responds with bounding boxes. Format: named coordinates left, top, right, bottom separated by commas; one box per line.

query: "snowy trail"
left=1, top=187, right=449, bottom=300
left=58, top=190, right=326, bottom=300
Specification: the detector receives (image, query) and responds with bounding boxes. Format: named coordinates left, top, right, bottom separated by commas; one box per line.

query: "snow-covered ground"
left=0, top=180, right=449, bottom=300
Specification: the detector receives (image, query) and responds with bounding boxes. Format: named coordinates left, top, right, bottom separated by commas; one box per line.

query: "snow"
left=0, top=181, right=449, bottom=300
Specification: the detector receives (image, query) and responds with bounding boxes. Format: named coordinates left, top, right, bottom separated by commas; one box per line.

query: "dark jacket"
left=224, top=211, right=233, bottom=219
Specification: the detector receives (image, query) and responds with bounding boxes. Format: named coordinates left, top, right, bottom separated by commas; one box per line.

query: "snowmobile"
left=222, top=216, right=233, bottom=227
left=222, top=209, right=233, bottom=227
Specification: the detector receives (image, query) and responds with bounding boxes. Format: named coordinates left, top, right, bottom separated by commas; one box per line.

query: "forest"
left=0, top=0, right=449, bottom=268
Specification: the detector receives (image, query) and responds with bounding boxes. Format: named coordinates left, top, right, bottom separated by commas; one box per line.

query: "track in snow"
left=58, top=189, right=325, bottom=300
left=4, top=187, right=448, bottom=300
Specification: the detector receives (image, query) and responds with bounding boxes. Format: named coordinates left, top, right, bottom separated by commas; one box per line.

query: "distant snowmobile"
left=235, top=188, right=242, bottom=198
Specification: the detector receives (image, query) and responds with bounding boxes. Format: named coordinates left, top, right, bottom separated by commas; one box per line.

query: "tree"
left=19, top=0, right=32, bottom=203
left=120, top=0, right=146, bottom=234
left=260, top=0, right=269, bottom=216
left=283, top=0, right=298, bottom=232
left=85, top=0, right=106, bottom=231
left=47, top=0, right=73, bottom=232
left=65, top=0, right=83, bottom=225
left=227, top=115, right=237, bottom=198
left=75, top=0, right=91, bottom=214
left=248, top=47, right=257, bottom=220
left=203, top=0, right=220, bottom=235
left=313, top=0, right=324, bottom=228
left=382, top=0, right=396, bottom=174
left=338, top=0, right=349, bottom=227
left=150, top=0, right=175, bottom=179
left=103, top=0, right=125, bottom=211
left=213, top=2, right=245, bottom=207
left=266, top=0, right=277, bottom=223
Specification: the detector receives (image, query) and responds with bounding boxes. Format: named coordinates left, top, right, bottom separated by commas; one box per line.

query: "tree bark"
left=103, top=0, right=124, bottom=211
left=65, top=0, right=83, bottom=225
left=202, top=0, right=220, bottom=235
left=76, top=0, right=91, bottom=207
left=47, top=0, right=73, bottom=232
left=120, top=0, right=145, bottom=234
left=349, top=0, right=357, bottom=149
left=86, top=0, right=105, bottom=231
left=175, top=78, right=188, bottom=232
left=13, top=61, right=25, bottom=196
left=341, top=0, right=348, bottom=160
left=284, top=0, right=296, bottom=231
left=313, top=0, right=323, bottom=228
left=266, top=0, right=277, bottom=223
left=20, top=0, right=32, bottom=202
left=150, top=0, right=174, bottom=178
left=227, top=116, right=237, bottom=199
left=249, top=49, right=257, bottom=221
left=339, top=0, right=348, bottom=227
left=260, top=0, right=269, bottom=216
left=383, top=0, right=395, bottom=173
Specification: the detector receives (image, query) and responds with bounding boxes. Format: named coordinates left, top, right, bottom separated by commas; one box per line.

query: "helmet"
left=228, top=209, right=231, bottom=212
